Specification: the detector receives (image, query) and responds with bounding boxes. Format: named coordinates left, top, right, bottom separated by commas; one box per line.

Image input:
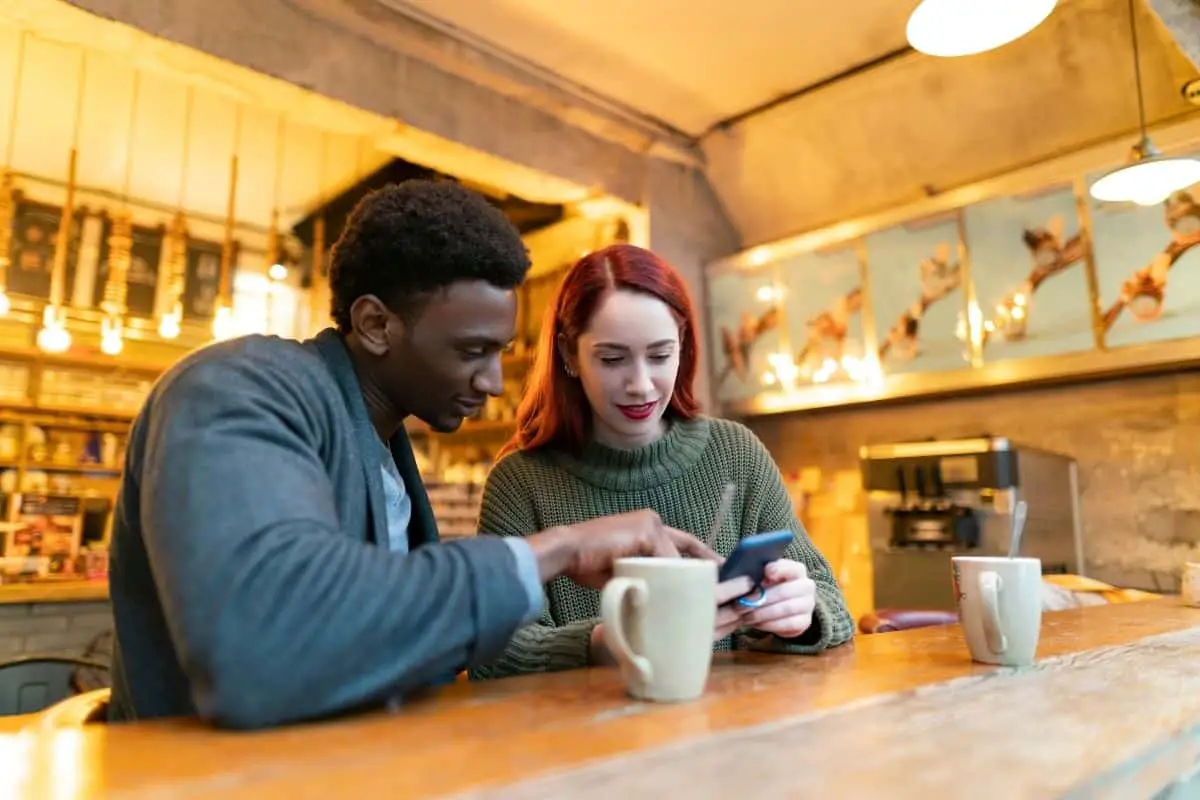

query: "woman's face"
left=570, top=289, right=681, bottom=450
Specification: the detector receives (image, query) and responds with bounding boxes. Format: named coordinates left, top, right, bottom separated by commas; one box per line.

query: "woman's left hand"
left=737, top=559, right=817, bottom=639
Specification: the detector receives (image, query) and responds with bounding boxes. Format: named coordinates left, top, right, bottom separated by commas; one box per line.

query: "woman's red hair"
left=499, top=244, right=702, bottom=459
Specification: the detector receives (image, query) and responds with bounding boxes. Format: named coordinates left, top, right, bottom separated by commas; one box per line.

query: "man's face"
left=385, top=280, right=518, bottom=433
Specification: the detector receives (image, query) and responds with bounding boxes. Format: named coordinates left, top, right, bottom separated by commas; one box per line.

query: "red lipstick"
left=617, top=402, right=658, bottom=421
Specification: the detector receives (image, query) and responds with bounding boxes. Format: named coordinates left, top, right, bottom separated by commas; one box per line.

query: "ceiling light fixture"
left=1089, top=0, right=1200, bottom=207
left=906, top=0, right=1058, bottom=58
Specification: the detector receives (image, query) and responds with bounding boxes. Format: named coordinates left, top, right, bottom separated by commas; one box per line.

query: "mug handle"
left=600, top=577, right=653, bottom=684
left=978, top=571, right=1008, bottom=655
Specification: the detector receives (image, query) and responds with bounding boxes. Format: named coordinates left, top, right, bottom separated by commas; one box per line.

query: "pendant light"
left=38, top=46, right=87, bottom=355
left=99, top=68, right=142, bottom=357
left=211, top=106, right=242, bottom=341
left=906, top=0, right=1057, bottom=58
left=1089, top=0, right=1200, bottom=207
left=158, top=86, right=193, bottom=341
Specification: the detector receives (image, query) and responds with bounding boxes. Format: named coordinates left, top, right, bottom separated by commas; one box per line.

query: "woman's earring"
left=564, top=363, right=577, bottom=378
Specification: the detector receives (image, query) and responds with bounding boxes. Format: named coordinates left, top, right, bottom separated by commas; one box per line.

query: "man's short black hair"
left=328, top=180, right=531, bottom=331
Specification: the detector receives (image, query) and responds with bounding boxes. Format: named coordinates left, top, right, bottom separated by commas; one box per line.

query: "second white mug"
left=951, top=555, right=1043, bottom=667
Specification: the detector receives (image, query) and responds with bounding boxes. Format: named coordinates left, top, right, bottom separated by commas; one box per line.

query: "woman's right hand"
left=714, top=576, right=755, bottom=640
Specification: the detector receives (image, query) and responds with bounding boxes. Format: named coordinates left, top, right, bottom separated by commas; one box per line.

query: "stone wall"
left=0, top=601, right=111, bottom=658
left=745, top=371, right=1200, bottom=592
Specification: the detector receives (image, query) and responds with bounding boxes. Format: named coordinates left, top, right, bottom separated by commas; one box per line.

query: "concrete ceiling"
left=396, top=0, right=913, bottom=138
left=395, top=0, right=1200, bottom=247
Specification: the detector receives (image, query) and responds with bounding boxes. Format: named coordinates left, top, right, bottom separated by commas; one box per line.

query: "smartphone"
left=717, top=530, right=795, bottom=588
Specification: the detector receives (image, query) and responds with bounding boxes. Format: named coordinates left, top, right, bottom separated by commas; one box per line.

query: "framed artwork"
left=1087, top=153, right=1200, bottom=349
left=865, top=212, right=970, bottom=375
left=707, top=267, right=781, bottom=405
left=776, top=244, right=868, bottom=385
left=965, top=183, right=1098, bottom=360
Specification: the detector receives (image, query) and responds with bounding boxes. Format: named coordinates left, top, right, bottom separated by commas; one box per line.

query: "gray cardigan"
left=107, top=329, right=531, bottom=729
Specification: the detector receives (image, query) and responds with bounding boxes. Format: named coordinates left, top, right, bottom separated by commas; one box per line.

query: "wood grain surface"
left=2, top=599, right=1197, bottom=799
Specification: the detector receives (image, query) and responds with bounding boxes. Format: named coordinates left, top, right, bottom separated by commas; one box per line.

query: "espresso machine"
left=861, top=436, right=1085, bottom=611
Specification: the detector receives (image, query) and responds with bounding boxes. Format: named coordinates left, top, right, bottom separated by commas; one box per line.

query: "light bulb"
left=100, top=316, right=124, bottom=356
left=100, top=330, right=124, bottom=356
left=212, top=304, right=237, bottom=340
left=36, top=306, right=71, bottom=354
left=158, top=312, right=181, bottom=340
left=907, top=0, right=1057, bottom=57
left=1090, top=157, right=1200, bottom=206
left=268, top=263, right=288, bottom=282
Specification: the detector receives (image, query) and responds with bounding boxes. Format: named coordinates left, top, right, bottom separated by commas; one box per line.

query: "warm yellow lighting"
left=748, top=248, right=770, bottom=267
left=36, top=305, right=71, bottom=354
left=100, top=316, right=124, bottom=356
left=268, top=263, right=288, bottom=282
left=212, top=303, right=237, bottom=340
left=158, top=306, right=182, bottom=340
left=906, top=0, right=1057, bottom=57
left=1090, top=156, right=1200, bottom=207
left=755, top=285, right=778, bottom=303
left=0, top=290, right=10, bottom=317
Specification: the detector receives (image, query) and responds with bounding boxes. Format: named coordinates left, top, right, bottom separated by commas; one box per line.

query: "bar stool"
left=0, top=655, right=109, bottom=716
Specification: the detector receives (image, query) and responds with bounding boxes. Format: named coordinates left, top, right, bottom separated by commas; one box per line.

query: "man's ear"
left=349, top=295, right=397, bottom=357
left=557, top=332, right=579, bottom=377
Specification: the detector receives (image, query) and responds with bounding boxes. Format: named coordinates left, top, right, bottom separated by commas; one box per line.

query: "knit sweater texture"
left=469, top=416, right=854, bottom=680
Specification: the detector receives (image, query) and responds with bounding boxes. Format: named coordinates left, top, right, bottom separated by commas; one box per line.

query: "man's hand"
left=526, top=509, right=719, bottom=589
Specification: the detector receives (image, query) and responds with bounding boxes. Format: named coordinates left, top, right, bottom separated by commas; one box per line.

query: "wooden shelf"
left=0, top=579, right=108, bottom=605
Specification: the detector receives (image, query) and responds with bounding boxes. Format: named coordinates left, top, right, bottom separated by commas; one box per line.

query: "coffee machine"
left=860, top=437, right=1085, bottom=611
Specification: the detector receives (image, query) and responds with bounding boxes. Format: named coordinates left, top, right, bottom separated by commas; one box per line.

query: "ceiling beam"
left=701, top=46, right=913, bottom=139
left=1145, top=0, right=1200, bottom=71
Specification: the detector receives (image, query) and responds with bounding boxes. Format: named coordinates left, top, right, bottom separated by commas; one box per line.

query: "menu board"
left=1087, top=154, right=1200, bottom=349
left=965, top=184, right=1096, bottom=360
left=707, top=268, right=781, bottom=405
left=778, top=244, right=867, bottom=385
left=866, top=213, right=970, bottom=375
left=9, top=198, right=78, bottom=300
left=183, top=238, right=228, bottom=320
left=5, top=493, right=83, bottom=573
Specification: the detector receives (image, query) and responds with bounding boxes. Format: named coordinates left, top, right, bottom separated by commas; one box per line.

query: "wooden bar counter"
left=5, top=600, right=1200, bottom=799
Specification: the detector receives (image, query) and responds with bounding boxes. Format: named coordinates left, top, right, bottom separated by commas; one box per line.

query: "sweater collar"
left=552, top=417, right=713, bottom=492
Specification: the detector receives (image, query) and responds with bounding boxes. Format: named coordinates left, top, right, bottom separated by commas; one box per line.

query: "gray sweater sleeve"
left=137, top=355, right=531, bottom=728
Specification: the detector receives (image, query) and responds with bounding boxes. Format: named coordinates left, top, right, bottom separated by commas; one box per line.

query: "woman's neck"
left=589, top=413, right=667, bottom=451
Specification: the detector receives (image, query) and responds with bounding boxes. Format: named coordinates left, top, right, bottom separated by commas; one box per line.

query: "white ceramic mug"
left=1182, top=562, right=1200, bottom=608
left=600, top=557, right=717, bottom=702
left=951, top=556, right=1043, bottom=667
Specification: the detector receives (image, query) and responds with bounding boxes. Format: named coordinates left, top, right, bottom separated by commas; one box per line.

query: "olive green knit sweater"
left=469, top=417, right=854, bottom=680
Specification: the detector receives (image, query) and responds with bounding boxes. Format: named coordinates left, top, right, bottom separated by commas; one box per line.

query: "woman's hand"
left=736, top=559, right=817, bottom=639
left=714, top=576, right=754, bottom=640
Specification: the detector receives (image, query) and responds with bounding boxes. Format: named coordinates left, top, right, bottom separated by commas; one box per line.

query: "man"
left=108, top=180, right=715, bottom=729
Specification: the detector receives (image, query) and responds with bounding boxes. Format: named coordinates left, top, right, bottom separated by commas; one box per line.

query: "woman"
left=470, top=244, right=853, bottom=680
